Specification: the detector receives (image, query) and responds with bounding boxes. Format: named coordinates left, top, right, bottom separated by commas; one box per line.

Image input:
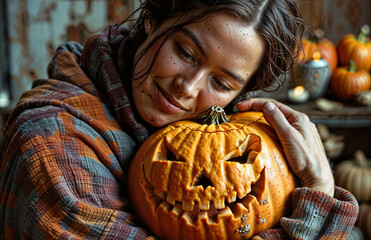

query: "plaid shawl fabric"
left=0, top=24, right=359, bottom=239
left=0, top=25, right=154, bottom=239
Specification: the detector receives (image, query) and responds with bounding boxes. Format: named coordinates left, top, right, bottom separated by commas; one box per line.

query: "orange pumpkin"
left=128, top=107, right=298, bottom=240
left=330, top=60, right=371, bottom=101
left=298, top=29, right=338, bottom=71
left=337, top=25, right=371, bottom=71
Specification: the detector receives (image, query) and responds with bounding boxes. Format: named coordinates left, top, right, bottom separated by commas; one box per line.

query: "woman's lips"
left=155, top=85, right=188, bottom=113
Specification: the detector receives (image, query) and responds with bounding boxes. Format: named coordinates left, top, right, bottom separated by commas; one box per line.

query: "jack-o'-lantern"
left=128, top=107, right=298, bottom=240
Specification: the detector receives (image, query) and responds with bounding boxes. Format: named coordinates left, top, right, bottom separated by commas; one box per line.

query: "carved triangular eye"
left=227, top=151, right=249, bottom=164
left=164, top=137, right=185, bottom=162
left=224, top=133, right=262, bottom=164
left=167, top=151, right=184, bottom=162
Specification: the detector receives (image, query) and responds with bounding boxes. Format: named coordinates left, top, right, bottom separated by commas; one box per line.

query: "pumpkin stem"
left=357, top=25, right=370, bottom=43
left=199, top=106, right=230, bottom=125
left=354, top=150, right=369, bottom=167
left=348, top=60, right=357, bottom=72
left=309, top=29, right=325, bottom=42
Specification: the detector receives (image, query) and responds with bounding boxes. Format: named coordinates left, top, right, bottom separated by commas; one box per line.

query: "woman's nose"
left=174, top=69, right=207, bottom=98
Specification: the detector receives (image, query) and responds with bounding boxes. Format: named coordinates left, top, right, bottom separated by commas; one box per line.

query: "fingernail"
left=264, top=102, right=275, bottom=112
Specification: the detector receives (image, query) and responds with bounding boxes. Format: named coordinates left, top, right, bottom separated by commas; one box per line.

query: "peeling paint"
left=3, top=0, right=370, bottom=110
left=5, top=0, right=130, bottom=108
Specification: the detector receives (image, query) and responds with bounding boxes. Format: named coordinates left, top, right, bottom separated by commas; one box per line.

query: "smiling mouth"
left=156, top=84, right=188, bottom=111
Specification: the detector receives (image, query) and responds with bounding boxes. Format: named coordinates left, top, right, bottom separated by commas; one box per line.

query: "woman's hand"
left=236, top=98, right=335, bottom=197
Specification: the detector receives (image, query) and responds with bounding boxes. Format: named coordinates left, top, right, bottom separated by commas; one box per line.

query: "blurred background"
left=0, top=0, right=370, bottom=110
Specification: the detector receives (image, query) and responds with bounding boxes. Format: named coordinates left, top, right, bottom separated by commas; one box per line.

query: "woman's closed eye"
left=176, top=43, right=196, bottom=65
left=212, top=76, right=231, bottom=92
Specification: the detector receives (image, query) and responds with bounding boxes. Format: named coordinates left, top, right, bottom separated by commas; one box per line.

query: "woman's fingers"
left=236, top=98, right=335, bottom=197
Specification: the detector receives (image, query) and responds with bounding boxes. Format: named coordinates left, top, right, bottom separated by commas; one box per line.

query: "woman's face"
left=132, top=13, right=265, bottom=127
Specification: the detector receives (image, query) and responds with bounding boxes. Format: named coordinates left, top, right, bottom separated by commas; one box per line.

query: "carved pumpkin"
left=334, top=150, right=371, bottom=202
left=330, top=60, right=371, bottom=101
left=337, top=25, right=371, bottom=72
left=298, top=29, right=338, bottom=71
left=128, top=107, right=298, bottom=240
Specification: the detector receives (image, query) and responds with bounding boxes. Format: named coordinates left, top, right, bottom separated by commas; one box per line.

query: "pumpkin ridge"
left=181, top=115, right=265, bottom=134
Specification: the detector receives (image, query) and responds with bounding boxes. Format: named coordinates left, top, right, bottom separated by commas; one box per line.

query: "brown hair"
left=123, top=0, right=304, bottom=106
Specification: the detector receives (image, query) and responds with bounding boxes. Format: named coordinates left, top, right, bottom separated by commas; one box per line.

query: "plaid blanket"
left=0, top=25, right=153, bottom=239
left=0, top=24, right=359, bottom=239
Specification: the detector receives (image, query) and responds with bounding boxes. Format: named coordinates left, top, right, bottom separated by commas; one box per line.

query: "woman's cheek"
left=153, top=48, right=185, bottom=77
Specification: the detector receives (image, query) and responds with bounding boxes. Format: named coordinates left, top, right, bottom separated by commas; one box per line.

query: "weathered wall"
left=2, top=0, right=138, bottom=108
left=299, top=0, right=371, bottom=43
left=1, top=0, right=371, bottom=108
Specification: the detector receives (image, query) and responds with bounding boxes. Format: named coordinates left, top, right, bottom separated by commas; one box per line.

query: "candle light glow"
left=313, top=51, right=321, bottom=62
left=287, top=85, right=310, bottom=103
left=293, top=86, right=305, bottom=96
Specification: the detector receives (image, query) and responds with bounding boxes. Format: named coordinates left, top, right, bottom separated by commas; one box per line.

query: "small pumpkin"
left=337, top=25, right=371, bottom=71
left=334, top=150, right=371, bottom=202
left=330, top=60, right=371, bottom=101
left=128, top=107, right=298, bottom=240
left=356, top=203, right=371, bottom=239
left=298, top=29, right=338, bottom=71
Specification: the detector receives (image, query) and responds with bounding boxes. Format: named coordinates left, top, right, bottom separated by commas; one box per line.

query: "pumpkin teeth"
left=182, top=201, right=195, bottom=211
left=214, top=199, right=225, bottom=209
left=218, top=206, right=233, bottom=217
left=199, top=201, right=210, bottom=210
left=172, top=203, right=183, bottom=215
left=167, top=194, right=176, bottom=205
left=197, top=211, right=208, bottom=221
left=227, top=192, right=237, bottom=203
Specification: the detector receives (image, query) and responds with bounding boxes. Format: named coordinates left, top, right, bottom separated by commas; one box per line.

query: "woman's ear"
left=144, top=18, right=154, bottom=34
left=144, top=10, right=155, bottom=34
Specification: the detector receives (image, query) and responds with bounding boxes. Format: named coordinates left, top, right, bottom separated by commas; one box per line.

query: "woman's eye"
left=212, top=77, right=231, bottom=92
left=177, top=44, right=195, bottom=63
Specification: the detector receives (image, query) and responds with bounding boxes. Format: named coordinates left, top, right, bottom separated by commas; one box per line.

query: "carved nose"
left=193, top=170, right=213, bottom=189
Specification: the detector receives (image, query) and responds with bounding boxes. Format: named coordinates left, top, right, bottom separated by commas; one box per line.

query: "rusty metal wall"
left=3, top=0, right=136, bottom=109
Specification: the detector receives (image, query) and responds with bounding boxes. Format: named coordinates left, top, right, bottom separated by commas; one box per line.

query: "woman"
left=0, top=0, right=358, bottom=239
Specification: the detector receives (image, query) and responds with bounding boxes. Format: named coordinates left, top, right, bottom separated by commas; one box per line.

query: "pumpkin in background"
left=334, top=150, right=371, bottom=202
left=337, top=25, right=371, bottom=72
left=330, top=60, right=371, bottom=101
left=298, top=29, right=338, bottom=71
left=128, top=107, right=298, bottom=240
left=356, top=203, right=371, bottom=239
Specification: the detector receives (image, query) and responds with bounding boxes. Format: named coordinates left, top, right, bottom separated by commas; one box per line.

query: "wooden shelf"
left=284, top=100, right=371, bottom=128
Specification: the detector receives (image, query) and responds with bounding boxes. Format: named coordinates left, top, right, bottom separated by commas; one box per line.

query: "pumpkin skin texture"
left=298, top=29, right=338, bottom=72
left=337, top=25, right=371, bottom=71
left=128, top=111, right=298, bottom=240
left=334, top=151, right=371, bottom=202
left=330, top=61, right=371, bottom=101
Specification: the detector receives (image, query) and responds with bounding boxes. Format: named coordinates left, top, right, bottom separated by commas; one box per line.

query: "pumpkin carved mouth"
left=152, top=166, right=267, bottom=223
left=128, top=111, right=297, bottom=240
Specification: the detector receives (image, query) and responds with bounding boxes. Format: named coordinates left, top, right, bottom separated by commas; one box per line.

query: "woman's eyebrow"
left=220, top=69, right=246, bottom=85
left=180, top=27, right=246, bottom=85
left=179, top=27, right=207, bottom=58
